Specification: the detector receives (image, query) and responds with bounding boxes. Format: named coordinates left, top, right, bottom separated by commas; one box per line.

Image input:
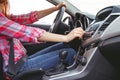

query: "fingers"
left=57, top=2, right=67, bottom=10
left=66, top=27, right=85, bottom=42
left=61, top=2, right=67, bottom=8
left=74, top=27, right=85, bottom=34
left=74, top=31, right=84, bottom=39
left=73, top=27, right=85, bottom=39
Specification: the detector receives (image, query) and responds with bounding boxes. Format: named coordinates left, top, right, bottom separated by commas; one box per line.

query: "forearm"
left=37, top=6, right=58, bottom=19
left=38, top=32, right=68, bottom=43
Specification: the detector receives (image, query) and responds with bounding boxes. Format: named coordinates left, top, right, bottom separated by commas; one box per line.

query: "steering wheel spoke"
left=49, top=7, right=65, bottom=33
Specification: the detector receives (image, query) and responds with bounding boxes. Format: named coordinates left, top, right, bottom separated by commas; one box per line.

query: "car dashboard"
left=43, top=5, right=120, bottom=80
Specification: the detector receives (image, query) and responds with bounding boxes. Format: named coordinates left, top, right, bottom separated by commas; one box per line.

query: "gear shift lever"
left=45, top=50, right=68, bottom=76
left=59, top=50, right=68, bottom=63
left=55, top=50, right=68, bottom=71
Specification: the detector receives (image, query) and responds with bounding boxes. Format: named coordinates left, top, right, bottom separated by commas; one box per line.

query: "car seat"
left=0, top=52, right=45, bottom=80
left=0, top=39, right=45, bottom=80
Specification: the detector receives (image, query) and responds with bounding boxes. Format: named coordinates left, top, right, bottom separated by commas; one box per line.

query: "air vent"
left=99, top=15, right=119, bottom=31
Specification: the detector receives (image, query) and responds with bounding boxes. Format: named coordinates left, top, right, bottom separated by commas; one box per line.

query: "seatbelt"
left=7, top=38, right=28, bottom=78
left=0, top=52, right=6, bottom=80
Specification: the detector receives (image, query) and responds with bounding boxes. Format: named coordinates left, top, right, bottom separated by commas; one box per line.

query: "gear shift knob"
left=59, top=50, right=68, bottom=62
left=45, top=50, right=68, bottom=76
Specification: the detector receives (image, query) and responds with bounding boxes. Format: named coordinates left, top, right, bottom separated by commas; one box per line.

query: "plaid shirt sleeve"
left=0, top=12, right=46, bottom=43
left=10, top=11, right=39, bottom=25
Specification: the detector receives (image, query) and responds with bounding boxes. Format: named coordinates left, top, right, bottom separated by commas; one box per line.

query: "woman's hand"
left=37, top=2, right=66, bottom=19
left=56, top=2, right=67, bottom=10
left=65, top=27, right=85, bottom=42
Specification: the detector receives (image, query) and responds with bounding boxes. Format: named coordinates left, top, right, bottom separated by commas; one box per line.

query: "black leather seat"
left=12, top=69, right=45, bottom=80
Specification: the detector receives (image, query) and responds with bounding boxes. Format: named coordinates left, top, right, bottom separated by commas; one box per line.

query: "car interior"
left=1, top=1, right=120, bottom=80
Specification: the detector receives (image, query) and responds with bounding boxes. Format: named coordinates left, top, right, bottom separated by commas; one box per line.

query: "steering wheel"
left=49, top=6, right=65, bottom=33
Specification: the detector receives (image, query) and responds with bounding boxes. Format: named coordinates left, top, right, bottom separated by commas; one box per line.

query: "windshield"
left=68, top=0, right=120, bottom=15
left=9, top=0, right=120, bottom=24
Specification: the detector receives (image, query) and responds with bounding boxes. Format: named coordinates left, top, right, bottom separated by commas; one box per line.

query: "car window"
left=10, top=0, right=60, bottom=25
left=68, top=0, right=120, bottom=15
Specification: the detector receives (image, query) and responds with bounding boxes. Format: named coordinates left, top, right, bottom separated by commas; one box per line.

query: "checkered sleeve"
left=10, top=11, right=39, bottom=25
left=0, top=12, right=46, bottom=43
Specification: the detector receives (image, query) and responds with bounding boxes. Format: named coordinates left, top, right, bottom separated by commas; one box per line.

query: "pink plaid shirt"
left=0, top=11, right=46, bottom=72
